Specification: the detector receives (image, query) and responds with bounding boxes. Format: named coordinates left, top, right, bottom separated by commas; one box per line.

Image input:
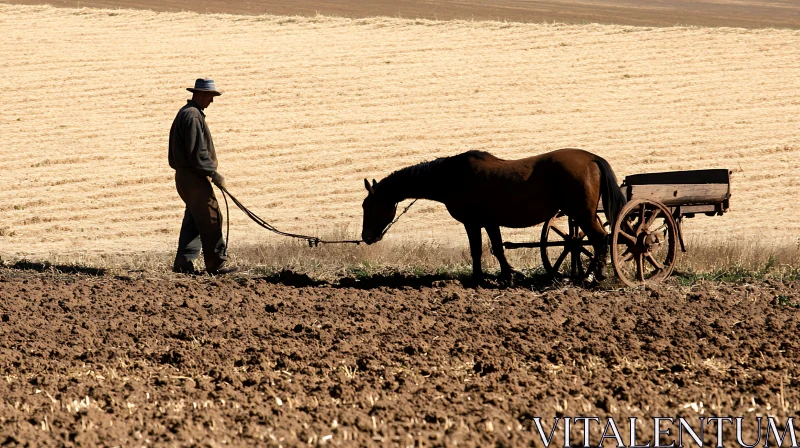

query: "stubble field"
left=1, top=3, right=799, bottom=263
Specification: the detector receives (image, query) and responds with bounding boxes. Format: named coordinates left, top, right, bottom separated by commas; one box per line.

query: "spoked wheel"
left=611, top=199, right=678, bottom=287
left=540, top=213, right=608, bottom=281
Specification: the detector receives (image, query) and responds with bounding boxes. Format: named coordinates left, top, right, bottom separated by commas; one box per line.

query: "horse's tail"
left=594, top=156, right=627, bottom=231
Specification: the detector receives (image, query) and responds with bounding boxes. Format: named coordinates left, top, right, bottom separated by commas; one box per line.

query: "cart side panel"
left=627, top=183, right=730, bottom=207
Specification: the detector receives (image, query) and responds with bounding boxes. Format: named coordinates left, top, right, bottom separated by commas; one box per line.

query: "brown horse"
left=361, top=148, right=626, bottom=283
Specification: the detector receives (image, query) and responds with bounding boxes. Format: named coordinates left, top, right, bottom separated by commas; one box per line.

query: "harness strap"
left=380, top=199, right=418, bottom=239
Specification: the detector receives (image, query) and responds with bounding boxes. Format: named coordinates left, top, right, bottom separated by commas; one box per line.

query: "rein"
left=218, top=185, right=363, bottom=247
left=217, top=186, right=418, bottom=248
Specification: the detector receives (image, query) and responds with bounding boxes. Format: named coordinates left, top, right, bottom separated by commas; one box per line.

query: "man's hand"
left=210, top=171, right=226, bottom=189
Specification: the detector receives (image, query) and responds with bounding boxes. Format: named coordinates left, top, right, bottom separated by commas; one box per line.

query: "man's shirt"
left=168, top=100, right=218, bottom=177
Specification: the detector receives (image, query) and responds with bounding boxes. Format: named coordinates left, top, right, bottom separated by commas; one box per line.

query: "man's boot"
left=173, top=260, right=200, bottom=275
left=207, top=261, right=240, bottom=276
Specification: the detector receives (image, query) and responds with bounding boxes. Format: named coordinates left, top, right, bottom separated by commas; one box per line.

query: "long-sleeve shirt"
left=168, top=100, right=218, bottom=177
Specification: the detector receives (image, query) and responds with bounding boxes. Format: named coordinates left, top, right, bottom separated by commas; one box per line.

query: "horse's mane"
left=461, top=150, right=493, bottom=161
left=383, top=157, right=446, bottom=185
left=384, top=150, right=494, bottom=182
left=376, top=150, right=496, bottom=200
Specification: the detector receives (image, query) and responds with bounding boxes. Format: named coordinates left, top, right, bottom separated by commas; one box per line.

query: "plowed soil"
left=1, top=268, right=798, bottom=446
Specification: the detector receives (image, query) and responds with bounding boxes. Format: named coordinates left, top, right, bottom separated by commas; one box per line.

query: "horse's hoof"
left=581, top=273, right=603, bottom=288
left=466, top=276, right=484, bottom=288
left=500, top=270, right=523, bottom=287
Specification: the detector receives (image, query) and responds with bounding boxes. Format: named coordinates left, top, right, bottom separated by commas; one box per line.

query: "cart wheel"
left=611, top=199, right=678, bottom=287
left=541, top=214, right=607, bottom=281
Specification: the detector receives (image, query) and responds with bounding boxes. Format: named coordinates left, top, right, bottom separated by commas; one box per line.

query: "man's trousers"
left=173, top=169, right=227, bottom=272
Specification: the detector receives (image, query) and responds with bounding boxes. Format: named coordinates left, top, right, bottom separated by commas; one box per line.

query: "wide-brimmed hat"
left=187, top=78, right=222, bottom=96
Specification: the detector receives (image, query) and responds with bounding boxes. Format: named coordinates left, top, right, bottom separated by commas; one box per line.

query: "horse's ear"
left=364, top=178, right=374, bottom=195
left=372, top=179, right=378, bottom=189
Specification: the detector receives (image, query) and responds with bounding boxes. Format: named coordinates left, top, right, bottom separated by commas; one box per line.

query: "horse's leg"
left=573, top=211, right=609, bottom=281
left=464, top=224, right=484, bottom=283
left=485, top=225, right=516, bottom=282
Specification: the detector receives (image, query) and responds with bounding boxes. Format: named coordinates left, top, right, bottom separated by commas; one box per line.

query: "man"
left=168, top=78, right=239, bottom=275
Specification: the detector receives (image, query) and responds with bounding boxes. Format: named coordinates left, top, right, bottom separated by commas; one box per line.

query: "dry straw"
left=9, top=232, right=798, bottom=282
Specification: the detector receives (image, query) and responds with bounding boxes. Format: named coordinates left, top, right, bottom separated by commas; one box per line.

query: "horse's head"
left=361, top=178, right=397, bottom=245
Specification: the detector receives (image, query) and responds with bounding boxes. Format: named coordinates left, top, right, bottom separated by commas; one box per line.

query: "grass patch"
left=675, top=267, right=760, bottom=286
left=673, top=237, right=800, bottom=285
left=2, top=234, right=798, bottom=286
left=233, top=236, right=481, bottom=282
left=776, top=295, right=799, bottom=308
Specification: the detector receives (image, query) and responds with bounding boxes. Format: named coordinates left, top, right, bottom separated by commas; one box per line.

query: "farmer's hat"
left=187, top=78, right=222, bottom=96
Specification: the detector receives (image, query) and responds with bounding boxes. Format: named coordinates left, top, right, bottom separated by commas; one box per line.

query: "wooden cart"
left=503, top=168, right=731, bottom=286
